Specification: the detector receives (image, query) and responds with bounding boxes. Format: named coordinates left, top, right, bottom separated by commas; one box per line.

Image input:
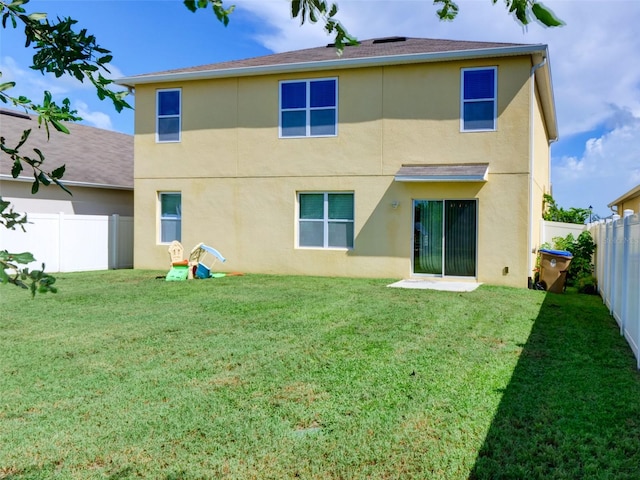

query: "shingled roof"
left=0, top=109, right=133, bottom=189
left=117, top=37, right=546, bottom=86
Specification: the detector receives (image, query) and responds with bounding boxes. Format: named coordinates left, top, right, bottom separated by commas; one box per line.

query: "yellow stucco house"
left=608, top=184, right=640, bottom=217
left=117, top=37, right=557, bottom=288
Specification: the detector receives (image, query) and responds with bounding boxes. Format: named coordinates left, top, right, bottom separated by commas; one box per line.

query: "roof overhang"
left=115, top=44, right=549, bottom=87
left=0, top=174, right=133, bottom=191
left=530, top=49, right=558, bottom=142
left=394, top=164, right=489, bottom=182
left=608, top=183, right=640, bottom=208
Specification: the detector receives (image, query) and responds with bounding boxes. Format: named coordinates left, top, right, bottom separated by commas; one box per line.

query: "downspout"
left=528, top=56, right=547, bottom=287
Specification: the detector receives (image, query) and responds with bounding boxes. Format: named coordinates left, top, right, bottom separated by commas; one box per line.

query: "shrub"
left=538, top=231, right=597, bottom=293
left=542, top=194, right=591, bottom=224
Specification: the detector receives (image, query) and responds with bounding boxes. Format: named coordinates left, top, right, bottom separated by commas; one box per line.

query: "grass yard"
left=1, top=271, right=640, bottom=479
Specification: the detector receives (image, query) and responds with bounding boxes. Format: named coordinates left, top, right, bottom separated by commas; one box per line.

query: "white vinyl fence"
left=0, top=213, right=133, bottom=272
left=540, top=219, right=586, bottom=245
left=590, top=210, right=640, bottom=368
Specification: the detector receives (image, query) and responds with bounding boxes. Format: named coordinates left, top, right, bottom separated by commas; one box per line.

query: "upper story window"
left=157, top=89, right=181, bottom=142
left=461, top=67, right=497, bottom=132
left=159, top=192, right=181, bottom=243
left=298, top=192, right=353, bottom=249
left=280, top=79, right=337, bottom=138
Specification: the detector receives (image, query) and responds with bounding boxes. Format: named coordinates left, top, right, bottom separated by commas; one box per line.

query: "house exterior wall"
left=531, top=83, right=553, bottom=273
left=611, top=190, right=640, bottom=215
left=133, top=55, right=549, bottom=287
left=1, top=180, right=133, bottom=216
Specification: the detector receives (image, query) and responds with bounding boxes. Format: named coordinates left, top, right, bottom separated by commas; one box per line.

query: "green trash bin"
left=538, top=249, right=573, bottom=293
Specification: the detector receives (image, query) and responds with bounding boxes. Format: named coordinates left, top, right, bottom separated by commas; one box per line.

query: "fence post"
left=109, top=214, right=119, bottom=270
left=58, top=212, right=65, bottom=272
left=610, top=215, right=621, bottom=325
left=621, top=211, right=633, bottom=336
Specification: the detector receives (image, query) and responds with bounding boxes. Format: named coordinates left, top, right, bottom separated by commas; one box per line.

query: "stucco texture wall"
left=133, top=55, right=545, bottom=288
left=1, top=180, right=133, bottom=216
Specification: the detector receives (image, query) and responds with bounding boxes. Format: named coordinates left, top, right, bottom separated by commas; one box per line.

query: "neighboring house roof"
left=0, top=108, right=133, bottom=189
left=116, top=36, right=557, bottom=141
left=608, top=184, right=640, bottom=209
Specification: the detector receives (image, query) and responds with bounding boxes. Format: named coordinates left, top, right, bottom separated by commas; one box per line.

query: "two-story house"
left=117, top=37, right=557, bottom=288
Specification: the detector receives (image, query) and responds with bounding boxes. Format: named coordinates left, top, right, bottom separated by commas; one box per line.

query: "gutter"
left=116, top=44, right=549, bottom=87
left=0, top=174, right=133, bottom=191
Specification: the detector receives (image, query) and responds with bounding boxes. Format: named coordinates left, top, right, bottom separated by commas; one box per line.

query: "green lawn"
left=1, top=271, right=639, bottom=479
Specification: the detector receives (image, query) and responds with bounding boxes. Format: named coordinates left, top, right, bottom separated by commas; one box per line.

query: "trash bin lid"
left=539, top=248, right=573, bottom=258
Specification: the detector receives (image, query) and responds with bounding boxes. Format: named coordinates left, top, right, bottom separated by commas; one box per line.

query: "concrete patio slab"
left=387, top=279, right=482, bottom=292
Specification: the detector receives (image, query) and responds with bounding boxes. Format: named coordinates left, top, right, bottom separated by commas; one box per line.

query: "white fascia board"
left=115, top=44, right=548, bottom=87
left=394, top=175, right=488, bottom=182
left=531, top=48, right=558, bottom=141
left=0, top=174, right=133, bottom=191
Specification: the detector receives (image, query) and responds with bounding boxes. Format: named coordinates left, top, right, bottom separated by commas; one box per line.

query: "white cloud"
left=552, top=111, right=640, bottom=217
left=75, top=100, right=114, bottom=130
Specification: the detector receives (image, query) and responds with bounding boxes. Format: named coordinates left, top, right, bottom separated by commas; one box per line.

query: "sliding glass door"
left=413, top=199, right=477, bottom=277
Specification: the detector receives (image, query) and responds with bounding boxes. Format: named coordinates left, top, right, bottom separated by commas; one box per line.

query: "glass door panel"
left=413, top=200, right=443, bottom=274
left=413, top=199, right=477, bottom=277
left=444, top=200, right=477, bottom=277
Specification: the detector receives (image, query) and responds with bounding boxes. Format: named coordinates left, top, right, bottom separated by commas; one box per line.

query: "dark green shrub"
left=549, top=231, right=597, bottom=291
left=543, top=194, right=591, bottom=224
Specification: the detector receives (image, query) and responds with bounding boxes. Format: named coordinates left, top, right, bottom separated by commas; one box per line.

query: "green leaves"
left=543, top=194, right=590, bottom=224
left=184, top=0, right=235, bottom=26
left=434, top=0, right=460, bottom=21
left=0, top=250, right=57, bottom=296
left=0, top=197, right=28, bottom=231
left=531, top=2, right=564, bottom=27
left=435, top=0, right=564, bottom=28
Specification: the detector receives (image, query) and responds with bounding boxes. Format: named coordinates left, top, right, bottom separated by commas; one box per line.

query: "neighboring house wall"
left=0, top=179, right=133, bottom=216
left=126, top=41, right=555, bottom=288
left=608, top=184, right=640, bottom=216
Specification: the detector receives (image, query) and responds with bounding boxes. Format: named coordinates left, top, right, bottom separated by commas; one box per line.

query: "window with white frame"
left=159, top=192, right=181, bottom=243
left=298, top=192, right=354, bottom=249
left=157, top=89, right=181, bottom=142
left=280, top=79, right=337, bottom=138
left=461, top=67, right=497, bottom=131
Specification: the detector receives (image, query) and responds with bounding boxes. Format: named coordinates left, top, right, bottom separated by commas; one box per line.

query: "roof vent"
left=326, top=40, right=360, bottom=48
left=0, top=108, right=31, bottom=120
left=372, top=36, right=407, bottom=44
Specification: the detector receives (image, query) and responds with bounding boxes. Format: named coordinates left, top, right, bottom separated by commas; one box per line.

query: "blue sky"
left=3, top=0, right=640, bottom=218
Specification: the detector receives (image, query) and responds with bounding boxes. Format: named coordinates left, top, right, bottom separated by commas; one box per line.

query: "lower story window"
left=160, top=192, right=181, bottom=243
left=298, top=192, right=354, bottom=249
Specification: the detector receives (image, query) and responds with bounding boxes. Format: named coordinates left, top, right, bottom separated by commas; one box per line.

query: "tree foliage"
left=0, top=0, right=130, bottom=296
left=187, top=0, right=563, bottom=50
left=542, top=194, right=591, bottom=224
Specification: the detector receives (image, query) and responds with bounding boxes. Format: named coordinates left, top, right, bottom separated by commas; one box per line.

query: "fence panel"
left=0, top=213, right=133, bottom=273
left=623, top=215, right=640, bottom=363
left=540, top=220, right=586, bottom=245
left=591, top=211, right=640, bottom=368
